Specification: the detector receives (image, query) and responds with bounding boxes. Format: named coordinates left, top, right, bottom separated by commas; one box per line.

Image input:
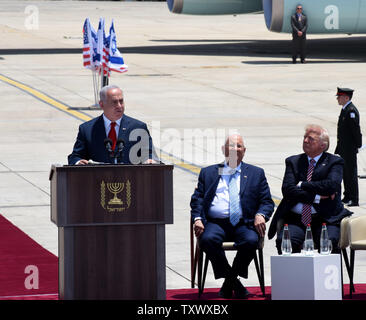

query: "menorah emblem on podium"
left=101, top=180, right=132, bottom=212
left=107, top=182, right=124, bottom=205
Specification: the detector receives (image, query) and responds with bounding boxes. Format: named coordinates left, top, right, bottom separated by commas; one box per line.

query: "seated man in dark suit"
left=268, top=124, right=352, bottom=254
left=190, top=134, right=274, bottom=299
left=68, top=85, right=157, bottom=165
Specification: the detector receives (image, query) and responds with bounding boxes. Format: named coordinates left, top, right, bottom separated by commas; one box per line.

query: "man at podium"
left=68, top=85, right=158, bottom=165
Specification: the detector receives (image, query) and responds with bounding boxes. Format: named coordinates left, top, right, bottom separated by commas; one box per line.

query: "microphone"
left=116, top=139, right=125, bottom=153
left=104, top=138, right=113, bottom=155
left=115, top=139, right=125, bottom=163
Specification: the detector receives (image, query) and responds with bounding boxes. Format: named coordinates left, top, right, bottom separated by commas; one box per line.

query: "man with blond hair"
left=268, top=124, right=352, bottom=254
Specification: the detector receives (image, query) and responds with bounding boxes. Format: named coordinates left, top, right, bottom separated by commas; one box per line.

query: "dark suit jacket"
left=268, top=152, right=352, bottom=239
left=291, top=13, right=307, bottom=38
left=68, top=114, right=157, bottom=165
left=335, top=102, right=362, bottom=156
left=190, top=162, right=274, bottom=226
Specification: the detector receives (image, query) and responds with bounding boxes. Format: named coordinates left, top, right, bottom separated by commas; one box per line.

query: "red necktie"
left=301, top=159, right=316, bottom=226
left=108, top=122, right=117, bottom=151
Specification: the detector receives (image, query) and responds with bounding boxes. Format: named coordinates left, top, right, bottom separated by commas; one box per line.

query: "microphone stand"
left=104, top=138, right=116, bottom=163
left=114, top=139, right=125, bottom=164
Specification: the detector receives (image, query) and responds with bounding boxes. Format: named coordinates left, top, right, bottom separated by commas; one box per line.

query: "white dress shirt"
left=208, top=163, right=243, bottom=220
left=103, top=114, right=122, bottom=137
left=342, top=100, right=352, bottom=110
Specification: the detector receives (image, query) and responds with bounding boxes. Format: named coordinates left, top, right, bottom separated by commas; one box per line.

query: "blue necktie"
left=229, top=172, right=240, bottom=226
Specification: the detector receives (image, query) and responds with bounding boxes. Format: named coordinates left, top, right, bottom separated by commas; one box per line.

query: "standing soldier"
left=335, top=87, right=362, bottom=206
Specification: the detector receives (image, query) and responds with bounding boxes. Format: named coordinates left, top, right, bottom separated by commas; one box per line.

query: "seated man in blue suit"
left=68, top=85, right=157, bottom=165
left=268, top=124, right=352, bottom=254
left=190, top=134, right=274, bottom=299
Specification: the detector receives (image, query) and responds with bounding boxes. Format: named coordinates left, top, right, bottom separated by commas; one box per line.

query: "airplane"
left=167, top=0, right=366, bottom=34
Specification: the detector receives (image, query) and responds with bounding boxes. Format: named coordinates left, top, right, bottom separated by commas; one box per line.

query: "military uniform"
left=335, top=87, right=362, bottom=206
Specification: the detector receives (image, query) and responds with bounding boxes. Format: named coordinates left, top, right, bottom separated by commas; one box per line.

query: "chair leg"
left=341, top=248, right=354, bottom=293
left=197, top=247, right=203, bottom=298
left=350, top=249, right=355, bottom=298
left=200, top=255, right=209, bottom=298
left=258, top=249, right=265, bottom=296
left=253, top=251, right=265, bottom=296
left=192, top=244, right=199, bottom=289
left=341, top=248, right=354, bottom=296
left=340, top=252, right=344, bottom=298
left=190, top=224, right=195, bottom=289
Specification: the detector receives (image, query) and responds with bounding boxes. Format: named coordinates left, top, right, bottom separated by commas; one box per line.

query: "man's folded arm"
left=281, top=160, right=316, bottom=203
left=301, top=160, right=343, bottom=196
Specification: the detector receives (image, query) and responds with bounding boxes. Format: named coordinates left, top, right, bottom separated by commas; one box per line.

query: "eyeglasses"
left=296, top=7, right=302, bottom=10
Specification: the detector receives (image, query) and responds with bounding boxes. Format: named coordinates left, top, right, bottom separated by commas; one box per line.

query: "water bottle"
left=304, top=224, right=314, bottom=256
left=281, top=224, right=292, bottom=256
left=320, top=223, right=331, bottom=255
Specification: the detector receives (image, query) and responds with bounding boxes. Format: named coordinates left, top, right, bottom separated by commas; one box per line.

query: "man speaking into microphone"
left=68, top=85, right=158, bottom=165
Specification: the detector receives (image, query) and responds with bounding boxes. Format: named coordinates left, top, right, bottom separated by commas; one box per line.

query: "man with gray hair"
left=268, top=124, right=352, bottom=254
left=191, top=134, right=274, bottom=299
left=68, top=85, right=157, bottom=165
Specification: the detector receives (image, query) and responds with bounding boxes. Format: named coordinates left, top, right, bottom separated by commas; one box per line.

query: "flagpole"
left=96, top=68, right=100, bottom=99
left=92, top=69, right=99, bottom=107
left=100, top=49, right=103, bottom=88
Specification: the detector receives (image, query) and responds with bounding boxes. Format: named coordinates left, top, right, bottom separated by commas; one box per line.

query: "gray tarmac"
left=0, top=1, right=366, bottom=295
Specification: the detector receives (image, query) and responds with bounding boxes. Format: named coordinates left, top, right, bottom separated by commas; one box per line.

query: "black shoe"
left=342, top=197, right=350, bottom=204
left=218, top=278, right=233, bottom=299
left=292, top=59, right=296, bottom=64
left=233, top=278, right=249, bottom=299
left=301, top=59, right=306, bottom=63
left=345, top=200, right=359, bottom=207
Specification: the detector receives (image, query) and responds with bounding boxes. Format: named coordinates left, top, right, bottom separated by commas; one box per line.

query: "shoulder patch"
left=350, top=112, right=356, bottom=118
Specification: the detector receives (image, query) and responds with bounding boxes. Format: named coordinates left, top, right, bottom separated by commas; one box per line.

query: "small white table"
left=271, top=253, right=342, bottom=300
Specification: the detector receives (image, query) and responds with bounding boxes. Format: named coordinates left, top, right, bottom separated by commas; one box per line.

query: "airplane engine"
left=167, top=0, right=263, bottom=15
left=263, top=0, right=366, bottom=34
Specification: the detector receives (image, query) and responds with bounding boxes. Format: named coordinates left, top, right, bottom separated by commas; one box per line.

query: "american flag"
left=95, top=18, right=104, bottom=70
left=102, top=24, right=110, bottom=76
left=82, top=18, right=94, bottom=69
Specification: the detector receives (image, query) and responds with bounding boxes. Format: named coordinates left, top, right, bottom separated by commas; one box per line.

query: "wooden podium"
left=50, top=164, right=173, bottom=300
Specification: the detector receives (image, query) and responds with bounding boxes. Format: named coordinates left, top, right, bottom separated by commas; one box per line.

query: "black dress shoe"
left=342, top=197, right=350, bottom=204
left=345, top=200, right=359, bottom=207
left=233, top=279, right=249, bottom=299
left=218, top=278, right=233, bottom=299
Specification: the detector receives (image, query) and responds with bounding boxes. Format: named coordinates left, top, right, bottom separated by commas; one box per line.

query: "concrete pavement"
left=0, top=1, right=365, bottom=294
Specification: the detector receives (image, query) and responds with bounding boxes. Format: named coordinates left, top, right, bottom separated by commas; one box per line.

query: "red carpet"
left=166, top=284, right=366, bottom=300
left=167, top=286, right=271, bottom=300
left=0, top=214, right=58, bottom=300
left=1, top=213, right=365, bottom=300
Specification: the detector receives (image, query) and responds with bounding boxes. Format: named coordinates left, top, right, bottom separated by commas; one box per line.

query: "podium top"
left=50, top=163, right=173, bottom=227
left=50, top=163, right=173, bottom=178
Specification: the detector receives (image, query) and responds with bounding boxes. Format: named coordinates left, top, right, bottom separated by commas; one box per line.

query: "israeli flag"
left=107, top=20, right=128, bottom=73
